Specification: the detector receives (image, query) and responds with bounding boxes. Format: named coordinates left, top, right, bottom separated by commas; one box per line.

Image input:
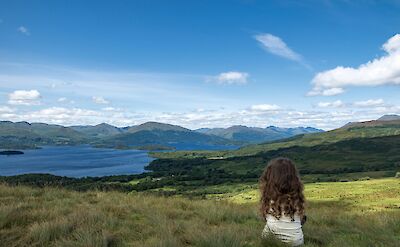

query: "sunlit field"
left=1, top=178, right=399, bottom=247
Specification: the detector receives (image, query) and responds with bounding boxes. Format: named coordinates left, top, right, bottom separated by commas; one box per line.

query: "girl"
left=260, top=157, right=306, bottom=246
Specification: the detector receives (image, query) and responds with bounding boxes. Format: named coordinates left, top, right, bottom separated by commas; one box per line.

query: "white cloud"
left=102, top=107, right=121, bottom=111
left=18, top=26, right=30, bottom=35
left=92, top=96, right=110, bottom=104
left=317, top=100, right=344, bottom=108
left=57, top=97, right=67, bottom=102
left=0, top=106, right=14, bottom=113
left=8, top=90, right=41, bottom=105
left=212, top=71, right=249, bottom=85
left=308, top=87, right=345, bottom=96
left=21, top=107, right=102, bottom=125
left=1, top=103, right=399, bottom=130
left=353, top=99, right=385, bottom=107
left=310, top=34, right=400, bottom=96
left=250, top=104, right=281, bottom=111
left=254, top=33, right=302, bottom=61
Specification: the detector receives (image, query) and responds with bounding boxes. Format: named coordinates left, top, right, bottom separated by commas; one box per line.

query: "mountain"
left=232, top=114, right=400, bottom=156
left=0, top=121, right=87, bottom=149
left=377, top=114, right=400, bottom=121
left=71, top=123, right=124, bottom=138
left=196, top=125, right=323, bottom=144
left=99, top=122, right=237, bottom=149
left=125, top=122, right=189, bottom=133
left=342, top=116, right=400, bottom=129
left=0, top=121, right=239, bottom=150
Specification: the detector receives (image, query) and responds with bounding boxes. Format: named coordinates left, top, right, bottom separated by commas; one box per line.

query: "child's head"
left=259, top=157, right=305, bottom=219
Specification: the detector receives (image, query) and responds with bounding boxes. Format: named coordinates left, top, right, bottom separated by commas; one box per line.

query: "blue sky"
left=1, top=0, right=400, bottom=129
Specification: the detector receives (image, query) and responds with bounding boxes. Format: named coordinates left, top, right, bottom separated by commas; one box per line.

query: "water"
left=0, top=144, right=238, bottom=178
left=0, top=146, right=154, bottom=178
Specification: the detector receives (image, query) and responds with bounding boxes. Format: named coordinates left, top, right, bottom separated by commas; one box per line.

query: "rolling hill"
left=71, top=123, right=124, bottom=138
left=196, top=125, right=322, bottom=143
left=0, top=121, right=88, bottom=149
left=232, top=115, right=400, bottom=156
left=98, top=122, right=238, bottom=149
left=1, top=120, right=326, bottom=150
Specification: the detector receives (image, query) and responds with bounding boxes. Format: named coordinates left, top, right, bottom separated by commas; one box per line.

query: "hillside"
left=99, top=127, right=237, bottom=150
left=196, top=125, right=322, bottom=144
left=0, top=179, right=398, bottom=246
left=231, top=115, right=400, bottom=156
left=151, top=115, right=400, bottom=160
left=378, top=114, right=400, bottom=121
left=125, top=121, right=190, bottom=133
left=0, top=119, right=328, bottom=150
left=71, top=123, right=124, bottom=138
left=0, top=121, right=88, bottom=149
left=0, top=121, right=237, bottom=150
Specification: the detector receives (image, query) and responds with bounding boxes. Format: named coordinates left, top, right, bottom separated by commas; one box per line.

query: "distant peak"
left=128, top=121, right=190, bottom=133
left=95, top=123, right=115, bottom=127
left=378, top=114, right=400, bottom=121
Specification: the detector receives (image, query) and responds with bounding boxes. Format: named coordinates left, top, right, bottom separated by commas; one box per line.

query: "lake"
left=0, top=144, right=238, bottom=178
left=0, top=146, right=154, bottom=178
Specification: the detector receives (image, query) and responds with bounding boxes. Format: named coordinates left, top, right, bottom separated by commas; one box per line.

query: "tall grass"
left=0, top=179, right=399, bottom=246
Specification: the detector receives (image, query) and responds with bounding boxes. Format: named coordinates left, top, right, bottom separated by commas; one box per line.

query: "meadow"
left=0, top=178, right=399, bottom=247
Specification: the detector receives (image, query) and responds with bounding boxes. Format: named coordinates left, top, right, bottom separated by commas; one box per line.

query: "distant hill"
left=0, top=121, right=239, bottom=150
left=71, top=123, right=124, bottom=138
left=378, top=114, right=400, bottom=121
left=196, top=125, right=323, bottom=143
left=232, top=114, right=400, bottom=156
left=125, top=122, right=189, bottom=133
left=0, top=121, right=87, bottom=149
left=99, top=122, right=237, bottom=149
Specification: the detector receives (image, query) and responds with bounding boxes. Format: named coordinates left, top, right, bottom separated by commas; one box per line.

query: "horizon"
left=1, top=1, right=400, bottom=130
left=1, top=113, right=396, bottom=131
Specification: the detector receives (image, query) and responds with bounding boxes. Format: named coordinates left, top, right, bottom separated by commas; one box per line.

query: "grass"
left=1, top=178, right=399, bottom=246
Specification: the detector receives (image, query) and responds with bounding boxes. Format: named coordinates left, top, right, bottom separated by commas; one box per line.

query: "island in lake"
left=0, top=150, right=24, bottom=155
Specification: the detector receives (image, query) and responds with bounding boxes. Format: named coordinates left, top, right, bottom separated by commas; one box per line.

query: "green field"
left=1, top=178, right=399, bottom=246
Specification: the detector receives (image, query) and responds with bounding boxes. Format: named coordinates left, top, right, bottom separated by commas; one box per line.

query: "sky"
left=1, top=0, right=400, bottom=130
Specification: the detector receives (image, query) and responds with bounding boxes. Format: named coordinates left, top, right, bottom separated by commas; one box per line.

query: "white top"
left=262, top=214, right=304, bottom=246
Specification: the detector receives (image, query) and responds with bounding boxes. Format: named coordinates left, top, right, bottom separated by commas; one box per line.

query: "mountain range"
left=0, top=120, right=323, bottom=150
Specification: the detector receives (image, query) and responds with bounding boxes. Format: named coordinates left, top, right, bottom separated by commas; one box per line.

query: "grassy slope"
left=1, top=178, right=399, bottom=247
left=151, top=124, right=400, bottom=159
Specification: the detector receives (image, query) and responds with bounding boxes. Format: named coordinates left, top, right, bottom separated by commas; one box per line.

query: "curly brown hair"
left=259, top=157, right=305, bottom=220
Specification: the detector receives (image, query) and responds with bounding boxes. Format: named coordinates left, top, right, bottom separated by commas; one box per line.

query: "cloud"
left=310, top=34, right=400, bottom=96
left=17, top=26, right=30, bottom=35
left=317, top=100, right=344, bottom=108
left=8, top=90, right=41, bottom=105
left=308, top=87, right=345, bottom=96
left=92, top=96, right=110, bottom=104
left=353, top=99, right=385, bottom=107
left=57, top=97, right=67, bottom=102
left=317, top=100, right=343, bottom=108
left=23, top=107, right=102, bottom=125
left=0, top=106, right=14, bottom=113
left=249, top=104, right=281, bottom=111
left=254, top=33, right=302, bottom=62
left=1, top=102, right=399, bottom=130
left=211, top=71, right=249, bottom=85
left=102, top=107, right=121, bottom=111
